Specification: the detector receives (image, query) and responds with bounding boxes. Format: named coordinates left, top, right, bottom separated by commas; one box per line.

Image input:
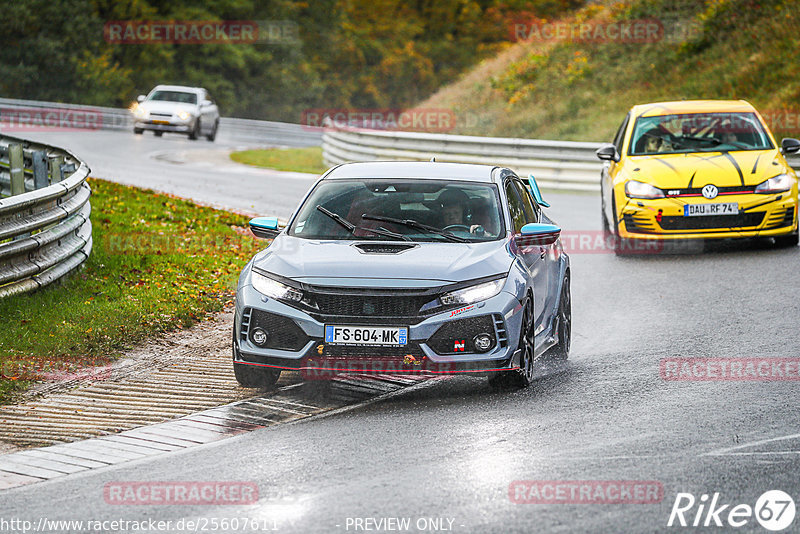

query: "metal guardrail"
left=2, top=96, right=798, bottom=191
left=0, top=134, right=92, bottom=298
left=0, top=97, right=322, bottom=147
left=322, top=126, right=800, bottom=191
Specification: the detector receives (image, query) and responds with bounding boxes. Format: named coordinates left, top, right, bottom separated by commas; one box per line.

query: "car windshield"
left=288, top=179, right=504, bottom=242
left=148, top=90, right=197, bottom=104
left=629, top=112, right=774, bottom=155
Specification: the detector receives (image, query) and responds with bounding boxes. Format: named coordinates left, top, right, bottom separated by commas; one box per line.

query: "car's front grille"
left=663, top=186, right=756, bottom=197
left=150, top=112, right=172, bottom=118
left=314, top=293, right=429, bottom=317
left=306, top=285, right=445, bottom=325
left=658, top=212, right=765, bottom=231
left=427, top=315, right=498, bottom=355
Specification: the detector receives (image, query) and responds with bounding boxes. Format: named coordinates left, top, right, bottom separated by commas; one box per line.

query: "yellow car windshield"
left=629, top=112, right=774, bottom=155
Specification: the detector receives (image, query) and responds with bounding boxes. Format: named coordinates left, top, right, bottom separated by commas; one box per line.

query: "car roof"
left=631, top=100, right=757, bottom=117
left=323, top=161, right=499, bottom=183
left=151, top=85, right=204, bottom=94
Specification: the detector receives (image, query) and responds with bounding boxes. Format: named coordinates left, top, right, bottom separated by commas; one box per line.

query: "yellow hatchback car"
left=597, top=100, right=799, bottom=252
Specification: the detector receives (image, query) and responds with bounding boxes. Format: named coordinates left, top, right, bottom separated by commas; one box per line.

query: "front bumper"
left=134, top=119, right=193, bottom=133
left=233, top=284, right=524, bottom=376
left=616, top=191, right=798, bottom=240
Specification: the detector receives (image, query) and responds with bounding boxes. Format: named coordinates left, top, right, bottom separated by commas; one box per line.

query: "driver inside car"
left=438, top=188, right=486, bottom=235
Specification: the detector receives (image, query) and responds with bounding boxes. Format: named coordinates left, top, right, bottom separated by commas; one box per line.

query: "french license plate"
left=324, top=325, right=408, bottom=346
left=151, top=120, right=170, bottom=125
left=684, top=203, right=738, bottom=216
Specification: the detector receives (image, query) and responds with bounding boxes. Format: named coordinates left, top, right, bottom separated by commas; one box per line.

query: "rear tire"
left=775, top=231, right=799, bottom=248
left=488, top=296, right=534, bottom=389
left=232, top=330, right=281, bottom=388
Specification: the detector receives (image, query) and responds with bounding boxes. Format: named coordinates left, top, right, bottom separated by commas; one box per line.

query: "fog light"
left=251, top=328, right=268, bottom=346
left=473, top=333, right=493, bottom=352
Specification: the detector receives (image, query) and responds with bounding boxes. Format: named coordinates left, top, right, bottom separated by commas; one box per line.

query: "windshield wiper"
left=361, top=214, right=466, bottom=243
left=315, top=205, right=410, bottom=241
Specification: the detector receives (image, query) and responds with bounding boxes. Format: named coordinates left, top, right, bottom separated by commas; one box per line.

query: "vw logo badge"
left=702, top=184, right=718, bottom=199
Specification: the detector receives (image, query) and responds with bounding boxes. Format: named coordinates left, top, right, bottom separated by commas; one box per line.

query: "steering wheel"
left=442, top=224, right=471, bottom=232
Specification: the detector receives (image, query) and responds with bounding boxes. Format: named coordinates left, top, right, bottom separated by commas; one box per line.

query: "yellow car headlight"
left=177, top=110, right=192, bottom=121
left=625, top=180, right=665, bottom=199
left=132, top=105, right=149, bottom=120
left=754, top=174, right=794, bottom=194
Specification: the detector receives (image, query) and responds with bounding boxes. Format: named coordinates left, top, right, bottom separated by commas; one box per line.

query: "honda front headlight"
left=441, top=278, right=506, bottom=306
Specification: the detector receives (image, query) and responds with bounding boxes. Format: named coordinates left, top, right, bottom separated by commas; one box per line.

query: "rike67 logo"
left=668, top=490, right=796, bottom=531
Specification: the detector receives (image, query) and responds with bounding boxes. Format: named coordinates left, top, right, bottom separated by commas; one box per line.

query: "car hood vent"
left=354, top=243, right=418, bottom=254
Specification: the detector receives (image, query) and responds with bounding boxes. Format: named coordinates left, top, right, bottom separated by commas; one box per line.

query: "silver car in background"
left=132, top=85, right=220, bottom=141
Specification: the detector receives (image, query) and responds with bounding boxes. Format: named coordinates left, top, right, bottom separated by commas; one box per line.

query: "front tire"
left=775, top=231, right=799, bottom=248
left=154, top=131, right=163, bottom=137
left=489, top=296, right=534, bottom=389
left=232, top=331, right=281, bottom=388
left=188, top=120, right=200, bottom=140
left=133, top=128, right=143, bottom=135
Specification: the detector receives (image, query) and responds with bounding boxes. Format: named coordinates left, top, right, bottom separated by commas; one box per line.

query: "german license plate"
left=684, top=203, right=738, bottom=216
left=324, top=325, right=408, bottom=346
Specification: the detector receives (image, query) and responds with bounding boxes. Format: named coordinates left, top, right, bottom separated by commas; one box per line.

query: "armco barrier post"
left=32, top=151, right=48, bottom=189
left=8, top=143, right=24, bottom=195
left=49, top=155, right=64, bottom=182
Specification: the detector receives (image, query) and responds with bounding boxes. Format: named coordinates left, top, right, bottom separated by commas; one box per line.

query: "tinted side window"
left=505, top=181, right=526, bottom=234
left=514, top=180, right=539, bottom=224
left=613, top=112, right=630, bottom=153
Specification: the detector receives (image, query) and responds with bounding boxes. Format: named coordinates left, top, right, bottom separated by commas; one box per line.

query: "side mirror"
left=596, top=143, right=620, bottom=162
left=249, top=217, right=281, bottom=239
left=516, top=223, right=561, bottom=247
left=200, top=99, right=212, bottom=107
left=137, top=95, right=146, bottom=103
left=781, top=138, right=800, bottom=155
left=527, top=174, right=550, bottom=208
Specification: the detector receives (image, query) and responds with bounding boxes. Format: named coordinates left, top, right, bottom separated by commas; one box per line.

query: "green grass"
left=230, top=147, right=327, bottom=175
left=419, top=0, right=800, bottom=142
left=0, top=178, right=265, bottom=404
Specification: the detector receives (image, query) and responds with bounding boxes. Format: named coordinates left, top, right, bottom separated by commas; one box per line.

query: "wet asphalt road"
left=2, top=130, right=800, bottom=533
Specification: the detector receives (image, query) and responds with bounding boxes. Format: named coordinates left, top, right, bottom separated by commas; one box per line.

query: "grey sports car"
left=233, top=161, right=571, bottom=388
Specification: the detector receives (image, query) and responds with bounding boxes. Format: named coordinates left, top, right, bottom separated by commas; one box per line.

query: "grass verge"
left=230, top=147, right=327, bottom=175
left=420, top=0, right=800, bottom=142
left=0, top=178, right=264, bottom=404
